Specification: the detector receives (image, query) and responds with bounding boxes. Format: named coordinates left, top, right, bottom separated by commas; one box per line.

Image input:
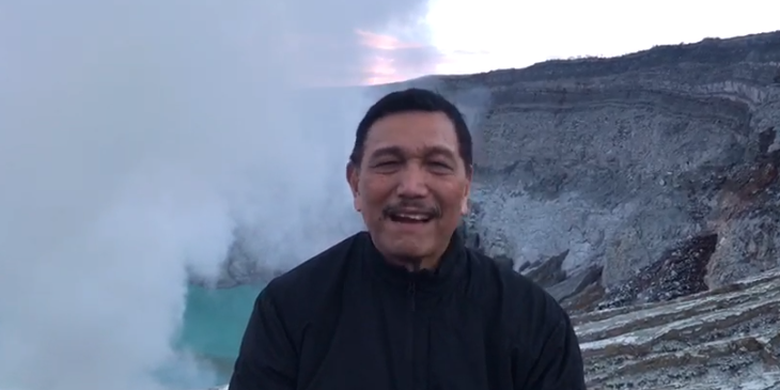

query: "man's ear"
left=460, top=164, right=473, bottom=215
left=346, top=162, right=362, bottom=212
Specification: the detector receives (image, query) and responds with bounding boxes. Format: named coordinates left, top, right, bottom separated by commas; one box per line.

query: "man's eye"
left=373, top=161, right=400, bottom=168
left=429, top=161, right=451, bottom=170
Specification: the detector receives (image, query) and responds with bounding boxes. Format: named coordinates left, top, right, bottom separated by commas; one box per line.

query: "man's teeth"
left=396, top=213, right=429, bottom=221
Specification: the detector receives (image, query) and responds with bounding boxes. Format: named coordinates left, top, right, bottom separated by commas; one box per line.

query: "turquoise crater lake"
left=172, top=283, right=264, bottom=387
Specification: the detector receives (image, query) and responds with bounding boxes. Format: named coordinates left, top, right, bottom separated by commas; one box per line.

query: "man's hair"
left=349, top=88, right=473, bottom=169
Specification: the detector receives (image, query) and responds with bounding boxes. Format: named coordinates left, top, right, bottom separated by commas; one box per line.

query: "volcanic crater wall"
left=211, top=32, right=780, bottom=311
left=400, top=31, right=780, bottom=305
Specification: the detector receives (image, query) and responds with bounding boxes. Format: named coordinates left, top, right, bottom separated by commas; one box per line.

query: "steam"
left=0, top=1, right=433, bottom=390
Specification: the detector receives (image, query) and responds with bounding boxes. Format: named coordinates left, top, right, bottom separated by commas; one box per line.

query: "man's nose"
left=396, top=164, right=429, bottom=198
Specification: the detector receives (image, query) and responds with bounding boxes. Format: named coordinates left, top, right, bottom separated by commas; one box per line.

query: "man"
left=229, top=88, right=586, bottom=390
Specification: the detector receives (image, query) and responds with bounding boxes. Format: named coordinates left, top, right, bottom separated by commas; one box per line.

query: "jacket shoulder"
left=466, top=249, right=541, bottom=296
left=261, top=232, right=364, bottom=332
left=467, top=249, right=570, bottom=332
left=470, top=251, right=585, bottom=388
left=267, top=233, right=360, bottom=290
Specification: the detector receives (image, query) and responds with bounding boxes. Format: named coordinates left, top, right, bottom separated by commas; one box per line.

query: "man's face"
left=347, top=111, right=472, bottom=266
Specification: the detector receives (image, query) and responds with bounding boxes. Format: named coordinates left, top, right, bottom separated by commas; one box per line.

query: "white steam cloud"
left=0, top=1, right=433, bottom=390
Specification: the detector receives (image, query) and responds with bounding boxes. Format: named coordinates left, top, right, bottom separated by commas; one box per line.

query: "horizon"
left=346, top=0, right=780, bottom=86
left=304, top=28, right=780, bottom=89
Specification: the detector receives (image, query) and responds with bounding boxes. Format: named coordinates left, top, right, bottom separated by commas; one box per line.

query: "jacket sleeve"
left=228, top=287, right=298, bottom=390
left=516, top=311, right=586, bottom=390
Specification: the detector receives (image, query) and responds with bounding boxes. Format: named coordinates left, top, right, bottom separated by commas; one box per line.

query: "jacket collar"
left=360, top=230, right=467, bottom=295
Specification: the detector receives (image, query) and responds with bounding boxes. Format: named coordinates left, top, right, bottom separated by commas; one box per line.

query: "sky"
left=358, top=0, right=780, bottom=84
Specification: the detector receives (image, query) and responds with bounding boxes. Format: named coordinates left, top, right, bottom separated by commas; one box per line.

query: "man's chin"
left=377, top=236, right=435, bottom=264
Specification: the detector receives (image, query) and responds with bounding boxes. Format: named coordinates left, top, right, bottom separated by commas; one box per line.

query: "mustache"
left=382, top=200, right=442, bottom=219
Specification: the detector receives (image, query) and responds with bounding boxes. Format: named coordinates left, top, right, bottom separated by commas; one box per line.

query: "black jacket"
left=229, top=231, right=586, bottom=390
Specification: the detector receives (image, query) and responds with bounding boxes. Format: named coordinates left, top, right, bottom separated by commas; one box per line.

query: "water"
left=167, top=283, right=265, bottom=388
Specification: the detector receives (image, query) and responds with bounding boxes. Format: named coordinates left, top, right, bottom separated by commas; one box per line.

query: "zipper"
left=408, top=264, right=419, bottom=389
left=408, top=279, right=416, bottom=312
left=409, top=261, right=420, bottom=313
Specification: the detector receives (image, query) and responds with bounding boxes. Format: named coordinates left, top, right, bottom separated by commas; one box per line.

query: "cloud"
left=0, top=0, right=432, bottom=390
left=355, top=30, right=443, bottom=85
left=246, top=0, right=445, bottom=86
left=279, top=28, right=443, bottom=86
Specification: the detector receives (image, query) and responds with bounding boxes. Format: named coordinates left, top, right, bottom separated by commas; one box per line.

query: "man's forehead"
left=363, top=111, right=459, bottom=153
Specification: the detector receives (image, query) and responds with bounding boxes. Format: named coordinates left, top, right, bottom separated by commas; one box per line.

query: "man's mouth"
left=387, top=212, right=434, bottom=224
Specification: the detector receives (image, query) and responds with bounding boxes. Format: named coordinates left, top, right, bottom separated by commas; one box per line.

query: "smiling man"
left=229, top=88, right=586, bottom=390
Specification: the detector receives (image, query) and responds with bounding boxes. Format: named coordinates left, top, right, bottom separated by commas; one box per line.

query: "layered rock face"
left=405, top=31, right=780, bottom=388
left=212, top=32, right=780, bottom=302
left=393, top=31, right=780, bottom=310
left=577, top=266, right=780, bottom=389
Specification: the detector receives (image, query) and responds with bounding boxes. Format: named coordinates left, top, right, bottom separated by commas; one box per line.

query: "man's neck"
left=383, top=248, right=447, bottom=273
left=367, top=231, right=459, bottom=273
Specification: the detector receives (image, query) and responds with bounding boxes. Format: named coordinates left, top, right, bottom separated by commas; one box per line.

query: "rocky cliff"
left=382, top=31, right=780, bottom=312
left=576, top=266, right=780, bottom=389
left=216, top=31, right=780, bottom=303
left=392, top=31, right=780, bottom=388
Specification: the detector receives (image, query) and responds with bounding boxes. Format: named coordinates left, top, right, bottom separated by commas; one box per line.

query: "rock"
left=560, top=281, right=605, bottom=315
left=575, top=266, right=780, bottom=390
left=705, top=147, right=780, bottom=289
left=190, top=236, right=285, bottom=289
left=598, top=233, right=718, bottom=309
left=707, top=211, right=780, bottom=289
left=385, top=30, right=780, bottom=299
left=545, top=265, right=602, bottom=302
left=767, top=331, right=780, bottom=360
left=522, top=249, right=568, bottom=287
left=202, top=32, right=780, bottom=307
left=196, top=32, right=780, bottom=296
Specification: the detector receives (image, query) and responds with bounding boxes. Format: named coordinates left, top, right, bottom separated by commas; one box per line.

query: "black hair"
left=349, top=88, right=473, bottom=169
